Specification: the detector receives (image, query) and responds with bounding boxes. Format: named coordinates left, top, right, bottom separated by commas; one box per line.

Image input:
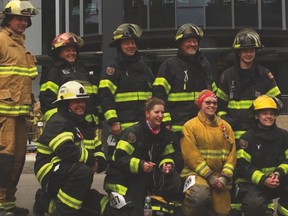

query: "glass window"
left=262, top=0, right=282, bottom=29
left=176, top=0, right=206, bottom=27
left=150, top=0, right=175, bottom=29
left=205, top=0, right=232, bottom=27
left=124, top=0, right=148, bottom=28
left=70, top=0, right=80, bottom=35
left=83, top=0, right=99, bottom=35
left=235, top=0, right=258, bottom=27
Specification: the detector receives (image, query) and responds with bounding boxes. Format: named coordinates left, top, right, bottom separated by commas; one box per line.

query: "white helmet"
left=53, top=81, right=89, bottom=104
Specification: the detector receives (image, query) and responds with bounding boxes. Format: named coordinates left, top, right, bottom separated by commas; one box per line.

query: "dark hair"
left=145, top=97, right=165, bottom=112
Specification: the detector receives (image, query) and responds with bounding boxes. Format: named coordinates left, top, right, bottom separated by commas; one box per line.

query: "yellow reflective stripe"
left=162, top=143, right=174, bottom=156
left=43, top=108, right=58, bottom=121
left=48, top=199, right=55, bottom=214
left=104, top=183, right=128, bottom=196
left=278, top=203, right=288, bottom=215
left=162, top=112, right=171, bottom=123
left=104, top=109, right=117, bottom=121
left=2, top=201, right=15, bottom=210
left=84, top=84, right=98, bottom=94
left=212, top=82, right=217, bottom=92
left=171, top=125, right=183, bottom=132
left=198, top=149, right=230, bottom=160
left=152, top=206, right=173, bottom=213
left=49, top=132, right=74, bottom=151
left=121, top=122, right=138, bottom=129
left=40, top=81, right=59, bottom=94
left=237, top=149, right=251, bottom=162
left=216, top=88, right=229, bottom=102
left=217, top=111, right=227, bottom=117
left=0, top=103, right=30, bottom=115
left=79, top=147, right=88, bottom=163
left=278, top=163, right=288, bottom=175
left=159, top=158, right=174, bottom=167
left=153, top=77, right=171, bottom=95
left=234, top=130, right=246, bottom=139
left=261, top=167, right=276, bottom=176
left=99, top=79, right=117, bottom=95
left=100, top=196, right=109, bottom=215
left=195, top=161, right=211, bottom=177
left=167, top=92, right=198, bottom=102
left=116, top=140, right=135, bottom=155
left=36, top=142, right=53, bottom=154
left=130, top=157, right=140, bottom=173
left=0, top=65, right=38, bottom=77
left=286, top=149, right=288, bottom=158
left=227, top=100, right=253, bottom=109
left=36, top=157, right=61, bottom=183
left=266, top=86, right=281, bottom=97
left=115, top=91, right=152, bottom=102
left=267, top=202, right=275, bottom=211
left=85, top=113, right=99, bottom=124
left=94, top=151, right=106, bottom=159
left=231, top=203, right=241, bottom=210
left=251, top=170, right=265, bottom=185
left=222, top=163, right=234, bottom=176
left=57, top=188, right=82, bottom=210
left=83, top=139, right=95, bottom=149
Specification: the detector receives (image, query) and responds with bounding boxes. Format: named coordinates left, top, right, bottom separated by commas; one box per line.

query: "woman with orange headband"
left=180, top=89, right=237, bottom=216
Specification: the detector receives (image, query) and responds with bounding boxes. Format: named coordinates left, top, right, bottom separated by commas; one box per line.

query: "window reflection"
left=150, top=0, right=175, bottom=29
left=71, top=0, right=80, bottom=35
left=205, top=0, right=232, bottom=27
left=84, top=0, right=99, bottom=34
left=235, top=0, right=258, bottom=27
left=262, top=0, right=282, bottom=28
left=124, top=0, right=148, bottom=28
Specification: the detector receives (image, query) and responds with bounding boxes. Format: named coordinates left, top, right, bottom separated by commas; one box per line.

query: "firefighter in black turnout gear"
left=33, top=81, right=106, bottom=216
left=216, top=28, right=281, bottom=215
left=39, top=32, right=102, bottom=131
left=99, top=23, right=154, bottom=155
left=153, top=23, right=216, bottom=137
left=104, top=98, right=183, bottom=216
left=236, top=95, right=288, bottom=216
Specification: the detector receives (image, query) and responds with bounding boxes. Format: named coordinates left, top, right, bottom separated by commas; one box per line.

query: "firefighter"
left=0, top=0, right=38, bottom=215
left=236, top=95, right=288, bottom=216
left=39, top=32, right=102, bottom=132
left=180, top=90, right=236, bottom=216
left=33, top=81, right=106, bottom=216
left=98, top=23, right=154, bottom=156
left=104, top=97, right=183, bottom=216
left=216, top=28, right=282, bottom=215
left=152, top=23, right=216, bottom=139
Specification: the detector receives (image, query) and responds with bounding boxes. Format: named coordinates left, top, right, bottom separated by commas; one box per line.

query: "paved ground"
left=17, top=153, right=106, bottom=216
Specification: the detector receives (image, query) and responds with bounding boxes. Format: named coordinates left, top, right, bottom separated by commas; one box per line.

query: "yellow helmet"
left=50, top=32, right=84, bottom=57
left=232, top=28, right=263, bottom=50
left=175, top=23, right=203, bottom=43
left=3, top=0, right=38, bottom=17
left=53, top=81, right=89, bottom=104
left=109, top=23, right=142, bottom=47
left=253, top=95, right=277, bottom=111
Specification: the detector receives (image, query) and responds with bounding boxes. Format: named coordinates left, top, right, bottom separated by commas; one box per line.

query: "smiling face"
left=257, top=109, right=277, bottom=127
left=145, top=104, right=164, bottom=129
left=239, top=48, right=255, bottom=69
left=8, top=15, right=29, bottom=35
left=120, top=38, right=137, bottom=56
left=200, top=96, right=218, bottom=119
left=59, top=45, right=78, bottom=64
left=68, top=99, right=86, bottom=115
left=179, top=37, right=199, bottom=56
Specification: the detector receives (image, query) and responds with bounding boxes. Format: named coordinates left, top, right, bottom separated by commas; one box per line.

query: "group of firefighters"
left=0, top=0, right=288, bottom=216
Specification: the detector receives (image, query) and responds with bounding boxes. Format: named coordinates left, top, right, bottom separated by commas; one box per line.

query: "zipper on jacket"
left=184, top=70, right=188, bottom=90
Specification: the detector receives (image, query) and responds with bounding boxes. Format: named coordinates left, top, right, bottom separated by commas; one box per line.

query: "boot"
left=0, top=210, right=15, bottom=216
left=33, top=188, right=52, bottom=216
left=8, top=207, right=28, bottom=216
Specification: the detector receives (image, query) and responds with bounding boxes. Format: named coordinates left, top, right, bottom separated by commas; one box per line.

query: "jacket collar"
left=198, top=110, right=219, bottom=127
left=2, top=27, right=25, bottom=45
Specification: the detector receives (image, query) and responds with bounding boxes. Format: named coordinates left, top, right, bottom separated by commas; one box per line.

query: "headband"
left=196, top=91, right=217, bottom=108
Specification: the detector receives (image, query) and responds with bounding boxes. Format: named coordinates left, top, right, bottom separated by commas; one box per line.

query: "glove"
left=216, top=176, right=227, bottom=190
left=207, top=174, right=218, bottom=187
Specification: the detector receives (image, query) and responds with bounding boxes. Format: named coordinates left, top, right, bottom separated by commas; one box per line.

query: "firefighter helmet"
left=232, top=28, right=263, bottom=49
left=1, top=0, right=38, bottom=27
left=175, top=23, right=204, bottom=43
left=109, top=23, right=142, bottom=47
left=253, top=95, right=278, bottom=112
left=53, top=81, right=89, bottom=104
left=50, top=32, right=84, bottom=56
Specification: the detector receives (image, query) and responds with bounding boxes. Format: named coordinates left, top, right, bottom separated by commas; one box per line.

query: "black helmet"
left=175, top=23, right=203, bottom=44
left=232, top=28, right=263, bottom=50
left=109, top=23, right=142, bottom=47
